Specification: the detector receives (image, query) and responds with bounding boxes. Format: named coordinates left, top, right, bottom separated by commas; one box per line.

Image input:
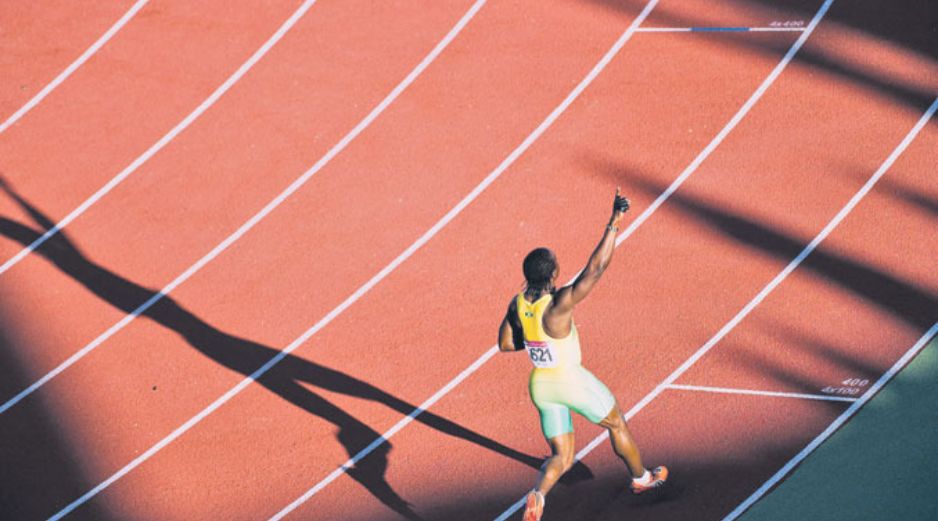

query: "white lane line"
left=666, top=384, right=859, bottom=403
left=285, top=0, right=837, bottom=512
left=495, top=91, right=936, bottom=521
left=272, top=0, right=831, bottom=514
left=0, top=0, right=151, bottom=135
left=635, top=27, right=806, bottom=32
left=750, top=27, right=807, bottom=32
left=724, top=321, right=938, bottom=521
left=56, top=0, right=663, bottom=517
left=44, top=2, right=488, bottom=519
left=0, top=0, right=317, bottom=277
left=267, top=0, right=661, bottom=516
left=1, top=0, right=321, bottom=413
left=0, top=0, right=480, bottom=417
left=613, top=3, right=827, bottom=249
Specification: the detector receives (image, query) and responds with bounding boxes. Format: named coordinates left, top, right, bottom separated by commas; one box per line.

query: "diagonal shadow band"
left=874, top=175, right=938, bottom=218
left=587, top=0, right=937, bottom=112
left=0, top=177, right=574, bottom=519
left=591, top=160, right=938, bottom=331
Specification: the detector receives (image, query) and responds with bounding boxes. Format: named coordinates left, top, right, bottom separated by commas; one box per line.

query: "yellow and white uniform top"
left=516, top=293, right=582, bottom=369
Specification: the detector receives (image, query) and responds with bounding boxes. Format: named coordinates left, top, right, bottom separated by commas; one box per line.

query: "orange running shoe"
left=629, top=466, right=669, bottom=494
left=522, top=490, right=545, bottom=521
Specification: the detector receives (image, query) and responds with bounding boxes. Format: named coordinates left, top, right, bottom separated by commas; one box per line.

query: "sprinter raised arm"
left=497, top=188, right=668, bottom=521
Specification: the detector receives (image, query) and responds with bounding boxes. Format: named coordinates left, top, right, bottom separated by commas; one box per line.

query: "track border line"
left=665, top=384, right=859, bottom=402
left=0, top=0, right=318, bottom=277
left=0, top=0, right=150, bottom=134
left=724, top=321, right=938, bottom=520
left=495, top=92, right=937, bottom=520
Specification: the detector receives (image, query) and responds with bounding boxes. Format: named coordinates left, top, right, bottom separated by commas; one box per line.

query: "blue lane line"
left=691, top=27, right=750, bottom=31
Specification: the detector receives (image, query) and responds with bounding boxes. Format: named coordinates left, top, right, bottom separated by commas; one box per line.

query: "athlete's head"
left=523, top=247, right=557, bottom=292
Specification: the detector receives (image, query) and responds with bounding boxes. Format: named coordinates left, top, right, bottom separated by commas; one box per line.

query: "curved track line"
left=0, top=0, right=151, bottom=135
left=1, top=0, right=322, bottom=413
left=41, top=2, right=489, bottom=517
left=279, top=2, right=833, bottom=516
left=1, top=0, right=486, bottom=416
left=496, top=90, right=935, bottom=521
left=0, top=0, right=317, bottom=277
left=725, top=322, right=938, bottom=520
left=47, top=0, right=662, bottom=517
left=723, top=98, right=938, bottom=521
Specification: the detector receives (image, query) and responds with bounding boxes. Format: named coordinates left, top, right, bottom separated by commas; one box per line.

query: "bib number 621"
left=525, top=340, right=558, bottom=368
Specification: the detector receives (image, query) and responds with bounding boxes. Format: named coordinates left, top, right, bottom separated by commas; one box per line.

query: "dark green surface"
left=740, top=336, right=938, bottom=521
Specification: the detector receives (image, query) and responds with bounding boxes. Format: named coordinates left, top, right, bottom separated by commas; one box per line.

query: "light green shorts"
left=528, top=365, right=617, bottom=439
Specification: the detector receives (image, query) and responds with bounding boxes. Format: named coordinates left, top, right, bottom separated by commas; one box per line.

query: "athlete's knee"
left=552, top=438, right=576, bottom=473
left=601, top=409, right=626, bottom=431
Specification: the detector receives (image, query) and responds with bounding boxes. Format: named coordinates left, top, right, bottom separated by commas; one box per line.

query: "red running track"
left=0, top=0, right=138, bottom=120
left=0, top=0, right=935, bottom=519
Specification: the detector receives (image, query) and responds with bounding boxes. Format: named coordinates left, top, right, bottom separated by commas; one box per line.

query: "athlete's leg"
left=523, top=431, right=574, bottom=521
left=599, top=403, right=669, bottom=493
left=599, top=404, right=645, bottom=478
left=564, top=367, right=645, bottom=478
left=568, top=367, right=668, bottom=492
left=535, top=431, right=576, bottom=496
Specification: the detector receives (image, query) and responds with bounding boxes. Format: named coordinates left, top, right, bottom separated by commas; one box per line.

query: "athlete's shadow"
left=0, top=179, right=590, bottom=519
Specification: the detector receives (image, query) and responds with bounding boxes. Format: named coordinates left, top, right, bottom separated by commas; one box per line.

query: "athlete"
left=498, top=189, right=668, bottom=521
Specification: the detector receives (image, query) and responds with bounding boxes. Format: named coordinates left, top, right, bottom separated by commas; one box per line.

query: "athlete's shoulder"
left=550, top=285, right=576, bottom=312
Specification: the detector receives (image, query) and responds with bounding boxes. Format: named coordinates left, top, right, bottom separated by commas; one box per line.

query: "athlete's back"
left=516, top=292, right=582, bottom=370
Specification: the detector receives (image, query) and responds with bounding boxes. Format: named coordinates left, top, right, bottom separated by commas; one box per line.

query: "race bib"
left=524, top=340, right=558, bottom=368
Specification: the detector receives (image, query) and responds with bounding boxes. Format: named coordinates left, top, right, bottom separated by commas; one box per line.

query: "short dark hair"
left=523, top=248, right=557, bottom=290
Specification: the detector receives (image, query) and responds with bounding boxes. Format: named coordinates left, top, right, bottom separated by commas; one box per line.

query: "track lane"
left=583, top=390, right=851, bottom=521
left=0, top=0, right=150, bottom=134
left=276, top=1, right=841, bottom=515
left=48, top=1, right=634, bottom=516
left=565, top=97, right=937, bottom=521
left=219, top=16, right=815, bottom=521
left=0, top=0, right=301, bottom=256
left=3, top=0, right=928, bottom=516
left=0, top=0, right=482, bottom=410
left=674, top=103, right=936, bottom=419
left=0, top=1, right=139, bottom=119
left=299, top=10, right=938, bottom=521
left=3, top=1, right=650, bottom=518
left=1, top=0, right=489, bottom=518
left=726, top=323, right=938, bottom=520
left=638, top=0, right=817, bottom=27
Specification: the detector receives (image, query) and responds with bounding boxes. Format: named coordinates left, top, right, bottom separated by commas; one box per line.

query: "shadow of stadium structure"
left=842, top=165, right=938, bottom=219
left=329, top=445, right=828, bottom=520
left=589, top=159, right=937, bottom=332
left=587, top=0, right=937, bottom=113
left=0, top=179, right=594, bottom=520
left=2, top=3, right=932, bottom=515
left=410, top=155, right=936, bottom=520
left=370, top=151, right=936, bottom=520
left=0, top=309, right=116, bottom=520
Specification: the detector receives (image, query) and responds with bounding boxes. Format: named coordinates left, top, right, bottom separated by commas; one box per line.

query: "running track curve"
left=0, top=0, right=935, bottom=519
